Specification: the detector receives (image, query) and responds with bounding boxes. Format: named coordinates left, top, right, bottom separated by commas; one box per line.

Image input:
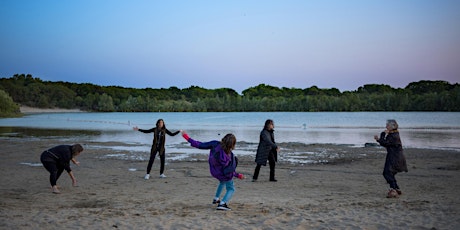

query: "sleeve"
left=261, top=131, right=277, bottom=149
left=138, top=128, right=155, bottom=133
left=166, top=129, right=180, bottom=136
left=188, top=138, right=219, bottom=150
left=377, top=132, right=399, bottom=147
left=63, top=162, right=72, bottom=173
left=233, top=172, right=243, bottom=178
left=54, top=146, right=73, bottom=173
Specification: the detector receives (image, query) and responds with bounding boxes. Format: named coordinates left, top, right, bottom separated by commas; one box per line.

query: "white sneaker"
left=144, top=174, right=150, bottom=180
left=159, top=174, right=167, bottom=178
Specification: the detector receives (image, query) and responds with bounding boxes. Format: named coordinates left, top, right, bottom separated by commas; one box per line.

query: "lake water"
left=1, top=112, right=459, bottom=163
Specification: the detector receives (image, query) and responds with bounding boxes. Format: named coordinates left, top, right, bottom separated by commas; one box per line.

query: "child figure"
left=181, top=131, right=244, bottom=211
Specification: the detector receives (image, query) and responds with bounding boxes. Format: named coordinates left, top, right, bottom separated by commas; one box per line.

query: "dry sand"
left=0, top=137, right=459, bottom=229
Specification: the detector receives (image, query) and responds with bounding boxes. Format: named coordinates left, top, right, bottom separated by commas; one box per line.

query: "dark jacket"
left=187, top=138, right=241, bottom=181
left=40, top=145, right=74, bottom=173
left=138, top=127, right=180, bottom=154
left=376, top=131, right=408, bottom=173
left=255, top=128, right=278, bottom=165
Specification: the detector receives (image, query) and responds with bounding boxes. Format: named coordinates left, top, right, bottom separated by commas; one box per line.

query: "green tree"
left=0, top=89, right=21, bottom=117
left=98, top=93, right=115, bottom=112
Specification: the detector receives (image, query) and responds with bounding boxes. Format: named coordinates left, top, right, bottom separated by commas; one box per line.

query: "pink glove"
left=237, top=174, right=244, bottom=179
left=182, top=132, right=190, bottom=141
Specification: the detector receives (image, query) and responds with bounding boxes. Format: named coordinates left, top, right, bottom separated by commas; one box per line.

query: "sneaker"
left=216, top=203, right=231, bottom=211
left=269, top=179, right=278, bottom=182
left=212, top=198, right=220, bottom=204
left=386, top=189, right=399, bottom=198
left=252, top=179, right=257, bottom=182
left=52, top=187, right=61, bottom=194
left=159, top=174, right=167, bottom=178
left=144, top=174, right=150, bottom=180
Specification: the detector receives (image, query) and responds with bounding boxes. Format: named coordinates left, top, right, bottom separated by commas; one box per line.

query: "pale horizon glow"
left=1, top=0, right=459, bottom=93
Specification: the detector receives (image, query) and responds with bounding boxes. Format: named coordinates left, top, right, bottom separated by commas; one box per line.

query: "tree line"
left=1, top=74, right=459, bottom=116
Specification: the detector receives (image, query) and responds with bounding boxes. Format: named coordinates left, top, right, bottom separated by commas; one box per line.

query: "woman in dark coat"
left=134, top=118, right=180, bottom=180
left=40, top=144, right=83, bottom=194
left=253, top=119, right=279, bottom=182
left=374, top=119, right=408, bottom=198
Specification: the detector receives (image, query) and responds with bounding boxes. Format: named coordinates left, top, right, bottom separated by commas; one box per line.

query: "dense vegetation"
left=0, top=89, right=21, bottom=117
left=1, top=74, right=459, bottom=113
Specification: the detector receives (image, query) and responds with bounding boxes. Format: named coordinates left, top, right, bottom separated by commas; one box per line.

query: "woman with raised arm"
left=133, top=118, right=180, bottom=180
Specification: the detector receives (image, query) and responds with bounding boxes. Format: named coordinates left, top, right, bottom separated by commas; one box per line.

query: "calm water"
left=1, top=112, right=459, bottom=164
left=1, top=112, right=459, bottom=150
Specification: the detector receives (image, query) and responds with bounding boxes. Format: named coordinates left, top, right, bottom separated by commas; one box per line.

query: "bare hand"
left=71, top=158, right=80, bottom=166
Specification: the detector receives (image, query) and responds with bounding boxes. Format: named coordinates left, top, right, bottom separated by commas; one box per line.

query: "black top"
left=40, top=145, right=73, bottom=173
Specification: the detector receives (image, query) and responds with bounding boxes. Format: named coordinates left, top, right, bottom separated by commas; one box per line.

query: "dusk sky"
left=1, top=0, right=459, bottom=93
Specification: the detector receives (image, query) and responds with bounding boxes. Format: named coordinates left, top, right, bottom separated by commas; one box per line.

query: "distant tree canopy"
left=1, top=74, right=459, bottom=112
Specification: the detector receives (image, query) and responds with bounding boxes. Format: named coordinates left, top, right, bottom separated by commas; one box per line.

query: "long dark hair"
left=264, top=119, right=274, bottom=130
left=221, top=133, right=236, bottom=154
left=156, top=119, right=166, bottom=130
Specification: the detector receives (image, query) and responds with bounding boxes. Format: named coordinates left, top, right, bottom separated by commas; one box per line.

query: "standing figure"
left=40, top=144, right=83, bottom=194
left=181, top=131, right=244, bottom=211
left=253, top=119, right=279, bottom=182
left=133, top=119, right=180, bottom=179
left=374, top=119, right=408, bottom=198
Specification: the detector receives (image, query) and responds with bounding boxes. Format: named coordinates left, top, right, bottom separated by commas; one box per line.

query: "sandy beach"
left=0, top=134, right=459, bottom=229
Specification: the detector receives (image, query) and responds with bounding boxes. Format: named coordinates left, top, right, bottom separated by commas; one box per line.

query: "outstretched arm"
left=71, top=158, right=80, bottom=166
left=135, top=127, right=155, bottom=133
left=181, top=130, right=217, bottom=149
left=166, top=129, right=180, bottom=136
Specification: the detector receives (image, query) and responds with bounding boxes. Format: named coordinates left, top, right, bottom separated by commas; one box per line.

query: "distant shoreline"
left=20, top=106, right=83, bottom=113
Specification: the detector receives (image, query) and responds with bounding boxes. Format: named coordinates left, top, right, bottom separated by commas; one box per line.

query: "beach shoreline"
left=0, top=137, right=459, bottom=229
left=19, top=106, right=83, bottom=114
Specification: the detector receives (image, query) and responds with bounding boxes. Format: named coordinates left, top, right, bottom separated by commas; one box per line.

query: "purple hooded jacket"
left=187, top=138, right=240, bottom=181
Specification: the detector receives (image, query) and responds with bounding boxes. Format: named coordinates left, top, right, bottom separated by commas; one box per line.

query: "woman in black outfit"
left=40, top=144, right=83, bottom=194
left=133, top=119, right=180, bottom=180
left=253, top=119, right=280, bottom=182
left=374, top=119, right=408, bottom=198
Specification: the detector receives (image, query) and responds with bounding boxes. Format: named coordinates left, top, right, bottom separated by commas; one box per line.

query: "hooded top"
left=187, top=138, right=240, bottom=181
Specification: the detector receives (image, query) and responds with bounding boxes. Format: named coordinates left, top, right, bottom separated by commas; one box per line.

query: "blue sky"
left=1, top=0, right=459, bottom=93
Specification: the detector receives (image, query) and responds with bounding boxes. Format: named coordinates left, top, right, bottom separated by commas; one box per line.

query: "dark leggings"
left=42, top=161, right=65, bottom=186
left=146, top=150, right=165, bottom=174
left=253, top=155, right=276, bottom=180
left=383, top=161, right=399, bottom=189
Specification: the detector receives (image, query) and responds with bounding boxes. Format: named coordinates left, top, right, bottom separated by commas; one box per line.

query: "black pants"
left=253, top=155, right=276, bottom=180
left=42, top=161, right=65, bottom=186
left=383, top=161, right=399, bottom=189
left=146, top=150, right=165, bottom=175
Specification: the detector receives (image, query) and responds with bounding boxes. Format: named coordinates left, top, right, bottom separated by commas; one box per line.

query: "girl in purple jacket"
left=181, top=131, right=245, bottom=211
